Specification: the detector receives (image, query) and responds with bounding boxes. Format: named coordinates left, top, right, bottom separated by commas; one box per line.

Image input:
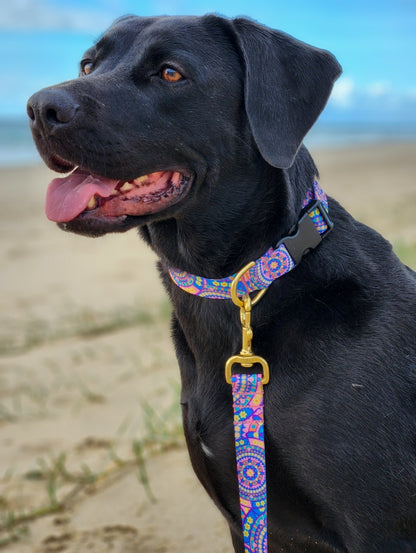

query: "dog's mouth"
left=45, top=163, right=192, bottom=224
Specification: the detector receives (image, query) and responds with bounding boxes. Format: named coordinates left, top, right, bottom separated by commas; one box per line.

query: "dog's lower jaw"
left=58, top=215, right=133, bottom=237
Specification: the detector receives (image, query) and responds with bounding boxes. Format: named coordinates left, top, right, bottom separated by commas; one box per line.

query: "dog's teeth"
left=87, top=196, right=97, bottom=209
left=110, top=188, right=118, bottom=196
left=132, top=175, right=148, bottom=186
left=120, top=182, right=134, bottom=192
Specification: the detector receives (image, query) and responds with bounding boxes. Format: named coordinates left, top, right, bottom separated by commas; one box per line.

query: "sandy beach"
left=0, top=142, right=415, bottom=552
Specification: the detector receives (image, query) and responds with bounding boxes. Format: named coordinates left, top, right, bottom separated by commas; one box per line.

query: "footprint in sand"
left=36, top=525, right=168, bottom=553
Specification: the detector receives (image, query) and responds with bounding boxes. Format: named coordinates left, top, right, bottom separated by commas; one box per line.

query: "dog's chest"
left=180, top=388, right=244, bottom=518
left=181, top=386, right=235, bottom=464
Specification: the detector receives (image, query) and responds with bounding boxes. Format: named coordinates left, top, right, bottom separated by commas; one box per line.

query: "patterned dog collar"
left=169, top=180, right=333, bottom=299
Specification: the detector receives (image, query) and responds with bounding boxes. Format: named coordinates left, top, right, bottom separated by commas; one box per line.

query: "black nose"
left=27, top=88, right=79, bottom=132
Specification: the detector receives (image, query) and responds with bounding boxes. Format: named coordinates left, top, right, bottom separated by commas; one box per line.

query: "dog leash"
left=227, top=273, right=269, bottom=553
left=169, top=180, right=333, bottom=553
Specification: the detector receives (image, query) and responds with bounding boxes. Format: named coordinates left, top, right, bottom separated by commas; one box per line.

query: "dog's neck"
left=141, top=146, right=318, bottom=280
left=168, top=179, right=331, bottom=299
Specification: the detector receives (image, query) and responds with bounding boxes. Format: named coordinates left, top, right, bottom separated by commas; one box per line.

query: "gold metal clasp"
left=225, top=354, right=270, bottom=385
left=225, top=262, right=269, bottom=385
left=230, top=262, right=267, bottom=308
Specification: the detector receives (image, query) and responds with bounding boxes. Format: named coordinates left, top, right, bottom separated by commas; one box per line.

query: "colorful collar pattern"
left=168, top=180, right=332, bottom=299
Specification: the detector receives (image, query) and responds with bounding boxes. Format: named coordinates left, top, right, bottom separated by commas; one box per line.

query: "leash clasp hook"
left=226, top=262, right=269, bottom=385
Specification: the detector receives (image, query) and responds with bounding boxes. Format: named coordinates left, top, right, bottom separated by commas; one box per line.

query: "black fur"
left=27, top=15, right=416, bottom=552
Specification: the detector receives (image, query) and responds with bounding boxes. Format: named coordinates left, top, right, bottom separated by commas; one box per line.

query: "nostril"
left=46, top=107, right=60, bottom=124
left=45, top=101, right=79, bottom=125
left=27, top=105, right=35, bottom=121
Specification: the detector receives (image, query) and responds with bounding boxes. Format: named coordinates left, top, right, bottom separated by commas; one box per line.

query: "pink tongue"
left=45, top=169, right=119, bottom=222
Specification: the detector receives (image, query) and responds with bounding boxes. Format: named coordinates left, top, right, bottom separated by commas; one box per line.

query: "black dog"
left=27, top=15, right=416, bottom=553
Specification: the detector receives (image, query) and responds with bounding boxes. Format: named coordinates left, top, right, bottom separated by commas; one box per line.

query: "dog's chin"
left=58, top=214, right=142, bottom=237
left=57, top=209, right=181, bottom=237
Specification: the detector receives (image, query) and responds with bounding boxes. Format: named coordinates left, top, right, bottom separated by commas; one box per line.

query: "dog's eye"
left=161, top=66, right=184, bottom=83
left=81, top=61, right=93, bottom=76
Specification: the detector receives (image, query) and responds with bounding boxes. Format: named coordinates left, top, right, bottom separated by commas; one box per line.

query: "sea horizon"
left=1, top=116, right=416, bottom=168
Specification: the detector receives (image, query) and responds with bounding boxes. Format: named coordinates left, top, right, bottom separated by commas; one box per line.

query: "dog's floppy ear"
left=231, top=18, right=342, bottom=169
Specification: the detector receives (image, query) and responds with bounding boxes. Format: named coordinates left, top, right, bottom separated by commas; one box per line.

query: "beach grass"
left=0, top=378, right=183, bottom=549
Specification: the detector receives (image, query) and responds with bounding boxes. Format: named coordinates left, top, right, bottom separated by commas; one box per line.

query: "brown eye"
left=161, top=66, right=183, bottom=82
left=82, top=61, right=93, bottom=76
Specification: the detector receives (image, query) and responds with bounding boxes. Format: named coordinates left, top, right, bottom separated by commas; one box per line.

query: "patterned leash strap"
left=232, top=373, right=267, bottom=553
left=225, top=269, right=270, bottom=553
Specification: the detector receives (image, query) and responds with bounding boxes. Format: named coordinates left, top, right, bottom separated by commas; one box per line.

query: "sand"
left=0, top=143, right=415, bottom=551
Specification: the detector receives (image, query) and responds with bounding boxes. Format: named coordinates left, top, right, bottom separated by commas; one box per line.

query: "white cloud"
left=322, top=74, right=416, bottom=124
left=329, top=76, right=355, bottom=108
left=367, top=81, right=392, bottom=98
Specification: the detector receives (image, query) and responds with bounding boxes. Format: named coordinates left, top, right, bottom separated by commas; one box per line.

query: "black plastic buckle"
left=276, top=200, right=333, bottom=265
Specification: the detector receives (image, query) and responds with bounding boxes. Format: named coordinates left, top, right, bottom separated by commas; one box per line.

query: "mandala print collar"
left=169, top=180, right=333, bottom=299
left=169, top=180, right=333, bottom=553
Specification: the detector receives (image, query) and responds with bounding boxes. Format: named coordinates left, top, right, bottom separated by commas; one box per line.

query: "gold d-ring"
left=225, top=354, right=270, bottom=385
left=230, top=261, right=267, bottom=308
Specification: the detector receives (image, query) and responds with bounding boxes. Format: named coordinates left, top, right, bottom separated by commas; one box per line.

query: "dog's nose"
left=27, top=88, right=79, bottom=132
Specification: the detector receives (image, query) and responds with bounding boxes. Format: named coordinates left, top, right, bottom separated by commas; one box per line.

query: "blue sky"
left=1, top=0, right=416, bottom=123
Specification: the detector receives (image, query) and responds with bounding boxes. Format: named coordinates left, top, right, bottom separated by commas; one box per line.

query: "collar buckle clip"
left=277, top=200, right=334, bottom=265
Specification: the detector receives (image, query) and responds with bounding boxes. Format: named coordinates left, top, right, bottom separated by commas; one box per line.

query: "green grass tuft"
left=0, top=383, right=183, bottom=548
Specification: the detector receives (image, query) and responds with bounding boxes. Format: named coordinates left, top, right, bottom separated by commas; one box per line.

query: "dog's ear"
left=231, top=18, right=342, bottom=169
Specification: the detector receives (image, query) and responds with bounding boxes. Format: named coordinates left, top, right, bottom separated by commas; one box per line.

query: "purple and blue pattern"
left=169, top=244, right=294, bottom=299
left=232, top=373, right=267, bottom=553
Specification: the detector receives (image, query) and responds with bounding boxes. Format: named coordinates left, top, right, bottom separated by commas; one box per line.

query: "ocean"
left=1, top=117, right=416, bottom=168
left=0, top=118, right=40, bottom=166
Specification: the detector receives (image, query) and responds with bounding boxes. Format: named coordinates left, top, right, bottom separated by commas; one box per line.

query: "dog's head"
left=27, top=15, right=341, bottom=237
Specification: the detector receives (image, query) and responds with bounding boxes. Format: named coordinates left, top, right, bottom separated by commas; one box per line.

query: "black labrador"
left=27, top=15, right=416, bottom=553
